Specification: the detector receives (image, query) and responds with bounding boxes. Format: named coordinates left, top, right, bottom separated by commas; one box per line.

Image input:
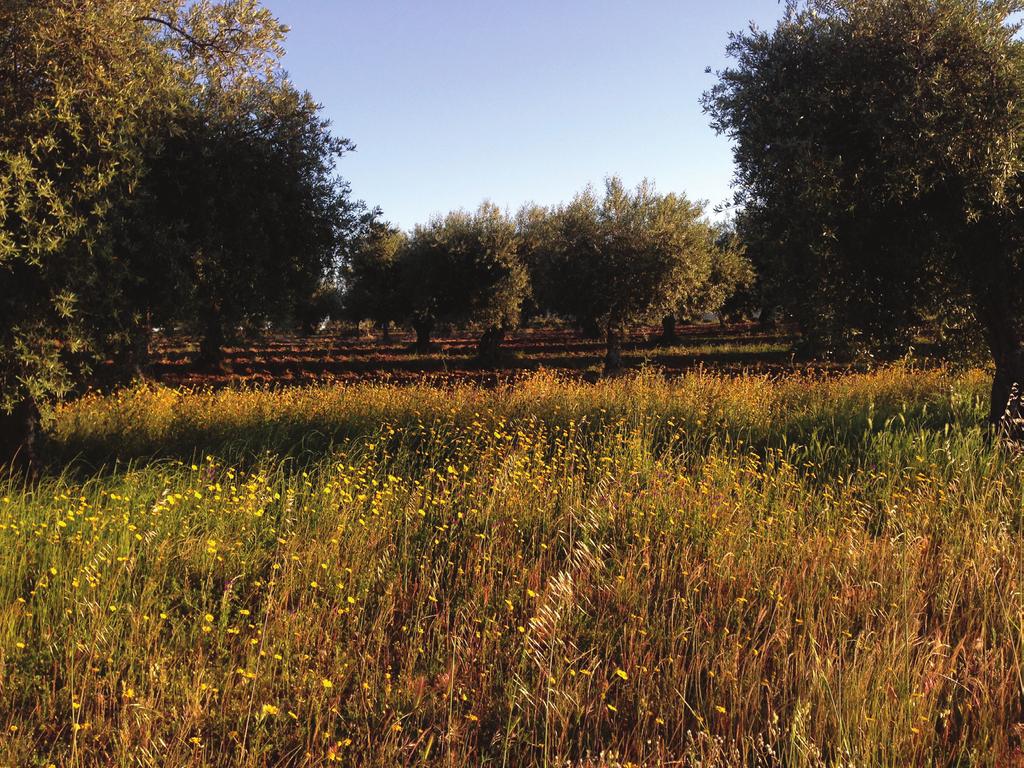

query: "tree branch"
left=135, top=15, right=243, bottom=58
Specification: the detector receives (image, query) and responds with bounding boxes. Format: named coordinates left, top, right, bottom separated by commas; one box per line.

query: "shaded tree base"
left=579, top=319, right=604, bottom=340
left=988, top=343, right=1024, bottom=442
left=604, top=328, right=624, bottom=374
left=994, top=382, right=1024, bottom=443
left=195, top=318, right=230, bottom=373
left=476, top=327, right=507, bottom=369
left=409, top=321, right=436, bottom=355
left=0, top=397, right=41, bottom=476
left=654, top=316, right=680, bottom=347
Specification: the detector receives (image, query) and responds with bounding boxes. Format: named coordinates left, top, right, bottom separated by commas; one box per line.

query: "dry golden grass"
left=2, top=368, right=1022, bottom=766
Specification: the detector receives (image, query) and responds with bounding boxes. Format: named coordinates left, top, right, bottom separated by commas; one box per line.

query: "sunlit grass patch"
left=3, top=368, right=1021, bottom=766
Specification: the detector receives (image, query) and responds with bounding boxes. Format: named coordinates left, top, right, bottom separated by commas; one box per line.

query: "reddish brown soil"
left=133, top=323, right=803, bottom=389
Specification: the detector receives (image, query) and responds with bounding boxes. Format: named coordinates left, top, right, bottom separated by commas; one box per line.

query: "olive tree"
left=399, top=203, right=527, bottom=363
left=538, top=177, right=716, bottom=371
left=705, top=0, right=1024, bottom=434
left=342, top=216, right=407, bottom=339
left=0, top=0, right=287, bottom=466
left=125, top=81, right=356, bottom=370
left=657, top=225, right=754, bottom=344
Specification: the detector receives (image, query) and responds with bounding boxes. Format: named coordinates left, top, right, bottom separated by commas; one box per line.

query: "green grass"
left=2, top=368, right=1022, bottom=766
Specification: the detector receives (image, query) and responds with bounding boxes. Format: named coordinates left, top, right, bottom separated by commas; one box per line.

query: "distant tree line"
left=342, top=178, right=753, bottom=370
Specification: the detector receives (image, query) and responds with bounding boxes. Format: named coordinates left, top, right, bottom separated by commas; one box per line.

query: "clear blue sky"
left=263, top=1, right=784, bottom=228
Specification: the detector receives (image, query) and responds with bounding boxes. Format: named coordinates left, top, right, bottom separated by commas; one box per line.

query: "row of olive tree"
left=0, top=1, right=359, bottom=466
left=343, top=178, right=754, bottom=370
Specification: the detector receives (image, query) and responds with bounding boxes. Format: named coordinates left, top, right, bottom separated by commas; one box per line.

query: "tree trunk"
left=107, top=323, right=152, bottom=384
left=476, top=325, right=506, bottom=367
left=655, top=314, right=680, bottom=346
left=982, top=314, right=1024, bottom=438
left=412, top=318, right=434, bottom=353
left=604, top=322, right=623, bottom=373
left=196, top=312, right=227, bottom=372
left=124, top=322, right=152, bottom=380
left=0, top=395, right=41, bottom=474
left=579, top=317, right=603, bottom=340
left=962, top=219, right=1024, bottom=439
left=991, top=349, right=1024, bottom=437
left=759, top=305, right=779, bottom=330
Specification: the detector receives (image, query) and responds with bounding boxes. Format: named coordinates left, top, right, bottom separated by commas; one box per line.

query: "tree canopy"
left=338, top=183, right=740, bottom=371
left=704, top=0, right=1024, bottom=431
left=342, top=215, right=407, bottom=337
left=399, top=202, right=527, bottom=360
left=532, top=177, right=720, bottom=369
left=0, top=0, right=352, bottom=464
left=122, top=80, right=357, bottom=368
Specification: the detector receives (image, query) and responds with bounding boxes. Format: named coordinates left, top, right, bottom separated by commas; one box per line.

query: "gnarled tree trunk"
left=476, top=325, right=506, bottom=367
left=105, top=322, right=153, bottom=386
left=655, top=314, right=680, bottom=346
left=412, top=318, right=434, bottom=353
left=604, top=322, right=623, bottom=373
left=992, top=350, right=1024, bottom=438
left=122, top=322, right=153, bottom=381
left=964, top=222, right=1023, bottom=439
left=196, top=311, right=227, bottom=372
left=759, top=304, right=779, bottom=330
left=983, top=315, right=1024, bottom=439
left=0, top=395, right=41, bottom=474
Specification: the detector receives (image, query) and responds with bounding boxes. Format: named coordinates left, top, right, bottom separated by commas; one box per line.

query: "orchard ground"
left=2, top=325, right=1022, bottom=766
left=137, top=322, right=800, bottom=389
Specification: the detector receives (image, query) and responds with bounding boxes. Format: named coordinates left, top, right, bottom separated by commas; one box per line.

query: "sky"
left=262, top=1, right=786, bottom=229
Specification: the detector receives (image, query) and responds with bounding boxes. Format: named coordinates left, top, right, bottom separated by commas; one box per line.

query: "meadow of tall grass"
left=2, top=368, right=1022, bottom=766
